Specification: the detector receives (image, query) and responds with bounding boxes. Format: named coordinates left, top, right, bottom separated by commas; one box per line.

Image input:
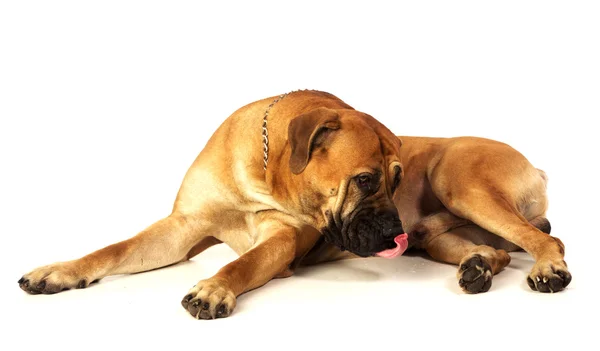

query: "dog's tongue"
left=376, top=233, right=409, bottom=259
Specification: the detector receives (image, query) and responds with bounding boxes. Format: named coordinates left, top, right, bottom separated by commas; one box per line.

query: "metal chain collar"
left=262, top=89, right=310, bottom=170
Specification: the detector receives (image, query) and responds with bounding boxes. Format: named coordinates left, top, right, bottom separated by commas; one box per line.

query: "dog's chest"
left=395, top=172, right=443, bottom=232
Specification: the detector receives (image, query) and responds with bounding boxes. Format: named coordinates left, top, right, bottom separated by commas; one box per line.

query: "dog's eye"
left=356, top=174, right=372, bottom=190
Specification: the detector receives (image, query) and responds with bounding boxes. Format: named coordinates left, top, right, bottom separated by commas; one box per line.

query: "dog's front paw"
left=181, top=278, right=236, bottom=320
left=527, top=259, right=571, bottom=293
left=18, top=261, right=95, bottom=294
left=457, top=254, right=493, bottom=294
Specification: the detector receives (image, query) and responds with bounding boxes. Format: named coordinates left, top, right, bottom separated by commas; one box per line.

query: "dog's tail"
left=530, top=169, right=551, bottom=234
left=530, top=216, right=551, bottom=234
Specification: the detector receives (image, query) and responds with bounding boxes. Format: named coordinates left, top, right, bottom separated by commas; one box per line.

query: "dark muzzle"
left=322, top=209, right=404, bottom=257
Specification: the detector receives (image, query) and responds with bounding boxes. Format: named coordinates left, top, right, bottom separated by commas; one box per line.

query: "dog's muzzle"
left=321, top=209, right=404, bottom=257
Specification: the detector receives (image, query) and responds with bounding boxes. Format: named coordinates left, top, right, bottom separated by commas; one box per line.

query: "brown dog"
left=17, top=90, right=409, bottom=319
left=392, top=136, right=571, bottom=293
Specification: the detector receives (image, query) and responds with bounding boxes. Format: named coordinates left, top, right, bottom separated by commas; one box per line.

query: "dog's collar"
left=262, top=89, right=311, bottom=171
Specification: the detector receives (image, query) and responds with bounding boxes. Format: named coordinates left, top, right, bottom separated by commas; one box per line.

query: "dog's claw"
left=216, top=304, right=227, bottom=317
left=527, top=277, right=536, bottom=290
left=36, top=280, right=46, bottom=290
left=181, top=294, right=193, bottom=309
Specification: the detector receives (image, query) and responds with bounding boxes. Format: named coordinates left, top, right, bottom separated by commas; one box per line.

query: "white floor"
left=5, top=236, right=594, bottom=351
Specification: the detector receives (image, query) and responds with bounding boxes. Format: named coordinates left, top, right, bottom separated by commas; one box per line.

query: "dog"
left=17, top=90, right=409, bottom=319
left=18, top=91, right=571, bottom=320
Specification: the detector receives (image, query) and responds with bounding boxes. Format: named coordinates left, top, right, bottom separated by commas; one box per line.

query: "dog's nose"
left=380, top=208, right=400, bottom=220
left=383, top=221, right=404, bottom=238
left=381, top=210, right=404, bottom=238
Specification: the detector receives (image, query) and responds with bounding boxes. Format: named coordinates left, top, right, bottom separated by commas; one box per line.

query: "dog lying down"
left=18, top=90, right=570, bottom=319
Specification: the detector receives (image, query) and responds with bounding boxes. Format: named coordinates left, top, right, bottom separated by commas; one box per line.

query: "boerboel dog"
left=18, top=90, right=408, bottom=319
left=384, top=135, right=571, bottom=293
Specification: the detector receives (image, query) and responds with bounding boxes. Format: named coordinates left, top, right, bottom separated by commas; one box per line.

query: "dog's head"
left=287, top=107, right=407, bottom=258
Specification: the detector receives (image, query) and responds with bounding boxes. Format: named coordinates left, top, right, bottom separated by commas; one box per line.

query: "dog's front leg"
left=181, top=222, right=297, bottom=320
left=18, top=213, right=208, bottom=294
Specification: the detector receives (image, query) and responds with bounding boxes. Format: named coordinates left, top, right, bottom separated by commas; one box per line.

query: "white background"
left=1, top=1, right=598, bottom=350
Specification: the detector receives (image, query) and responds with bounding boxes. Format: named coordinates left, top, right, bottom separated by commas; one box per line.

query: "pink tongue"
left=376, top=233, right=408, bottom=259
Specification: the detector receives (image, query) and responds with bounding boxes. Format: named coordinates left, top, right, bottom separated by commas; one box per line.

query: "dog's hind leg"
left=18, top=213, right=208, bottom=294
left=530, top=216, right=551, bottom=234
left=428, top=143, right=571, bottom=293
left=431, top=184, right=571, bottom=293
left=423, top=225, right=512, bottom=293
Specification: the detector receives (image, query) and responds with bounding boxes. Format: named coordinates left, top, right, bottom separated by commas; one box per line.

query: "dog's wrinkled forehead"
left=327, top=110, right=401, bottom=177
left=330, top=117, right=383, bottom=169
left=359, top=112, right=402, bottom=157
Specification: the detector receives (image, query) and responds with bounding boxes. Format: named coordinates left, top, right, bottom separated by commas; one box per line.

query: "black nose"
left=383, top=221, right=404, bottom=238
left=381, top=210, right=404, bottom=238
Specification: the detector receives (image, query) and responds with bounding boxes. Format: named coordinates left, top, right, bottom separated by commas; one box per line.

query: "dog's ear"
left=389, top=161, right=404, bottom=194
left=288, top=107, right=341, bottom=174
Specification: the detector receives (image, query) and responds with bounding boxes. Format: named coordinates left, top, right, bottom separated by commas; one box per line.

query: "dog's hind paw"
left=527, top=259, right=571, bottom=293
left=457, top=254, right=493, bottom=294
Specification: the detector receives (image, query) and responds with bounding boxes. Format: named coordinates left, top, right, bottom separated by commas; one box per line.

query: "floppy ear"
left=389, top=161, right=404, bottom=194
left=288, top=107, right=341, bottom=174
left=377, top=128, right=403, bottom=194
left=377, top=124, right=403, bottom=157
